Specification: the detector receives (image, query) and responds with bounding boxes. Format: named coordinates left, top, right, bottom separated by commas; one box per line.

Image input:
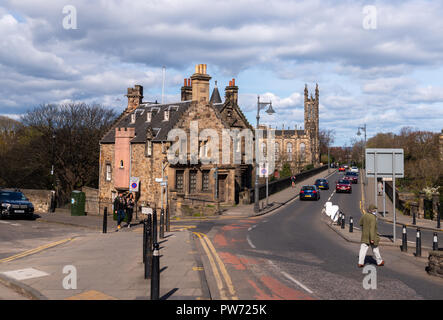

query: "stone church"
left=98, top=64, right=320, bottom=215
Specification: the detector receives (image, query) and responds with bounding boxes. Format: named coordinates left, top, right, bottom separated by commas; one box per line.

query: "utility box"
left=71, top=191, right=86, bottom=216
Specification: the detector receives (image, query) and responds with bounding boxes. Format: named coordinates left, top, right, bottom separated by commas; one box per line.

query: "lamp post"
left=254, top=96, right=276, bottom=213
left=357, top=124, right=367, bottom=185
left=50, top=131, right=56, bottom=212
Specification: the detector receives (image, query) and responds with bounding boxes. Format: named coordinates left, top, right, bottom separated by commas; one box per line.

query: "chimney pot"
left=184, top=79, right=187, bottom=86
left=232, top=78, right=235, bottom=86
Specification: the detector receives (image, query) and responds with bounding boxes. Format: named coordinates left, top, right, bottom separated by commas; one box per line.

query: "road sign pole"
left=374, top=151, right=377, bottom=213
left=393, top=153, right=396, bottom=243
left=266, top=174, right=269, bottom=208
left=383, top=180, right=386, bottom=218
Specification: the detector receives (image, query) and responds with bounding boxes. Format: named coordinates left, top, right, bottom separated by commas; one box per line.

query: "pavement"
left=363, top=173, right=442, bottom=232
left=0, top=221, right=208, bottom=300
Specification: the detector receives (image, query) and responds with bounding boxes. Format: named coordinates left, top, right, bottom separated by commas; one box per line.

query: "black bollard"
left=153, top=208, right=158, bottom=244
left=151, top=243, right=160, bottom=300
left=349, top=216, right=353, bottom=233
left=143, top=220, right=147, bottom=263
left=401, top=225, right=407, bottom=252
left=146, top=214, right=153, bottom=278
left=341, top=214, right=345, bottom=229
left=166, top=206, right=170, bottom=232
left=433, top=232, right=438, bottom=251
left=102, top=207, right=108, bottom=234
left=413, top=211, right=416, bottom=225
left=160, top=208, right=165, bottom=239
left=416, top=228, right=421, bottom=257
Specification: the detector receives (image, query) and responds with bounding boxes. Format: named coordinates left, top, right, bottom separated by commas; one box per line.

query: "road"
left=182, top=171, right=443, bottom=300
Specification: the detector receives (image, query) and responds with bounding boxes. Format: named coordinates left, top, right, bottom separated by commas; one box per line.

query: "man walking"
left=291, top=175, right=297, bottom=188
left=114, top=192, right=126, bottom=231
left=358, top=210, right=384, bottom=267
left=125, top=193, right=135, bottom=228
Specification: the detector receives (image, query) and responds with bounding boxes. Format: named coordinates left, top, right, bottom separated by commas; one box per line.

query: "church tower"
left=304, top=84, right=320, bottom=165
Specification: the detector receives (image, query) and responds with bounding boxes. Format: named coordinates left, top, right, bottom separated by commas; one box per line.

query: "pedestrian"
left=358, top=210, right=384, bottom=267
left=126, top=192, right=135, bottom=228
left=113, top=192, right=126, bottom=231
left=291, top=175, right=297, bottom=188
left=378, top=180, right=383, bottom=196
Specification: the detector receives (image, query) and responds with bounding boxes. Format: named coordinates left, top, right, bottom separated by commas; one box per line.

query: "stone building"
left=98, top=64, right=320, bottom=215
left=259, top=84, right=320, bottom=174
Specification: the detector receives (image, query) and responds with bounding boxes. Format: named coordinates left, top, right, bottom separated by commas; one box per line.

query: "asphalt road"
left=185, top=171, right=443, bottom=300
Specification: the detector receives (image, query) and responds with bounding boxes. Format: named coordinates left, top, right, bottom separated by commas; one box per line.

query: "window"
left=202, top=170, right=210, bottom=191
left=176, top=170, right=184, bottom=192
left=275, top=142, right=280, bottom=161
left=106, top=164, right=112, bottom=181
left=189, top=170, right=197, bottom=193
left=164, top=110, right=170, bottom=121
left=287, top=143, right=293, bottom=161
left=261, top=142, right=266, bottom=155
left=300, top=143, right=306, bottom=161
left=146, top=112, right=152, bottom=122
left=200, top=140, right=209, bottom=159
left=120, top=160, right=124, bottom=168
left=145, top=140, right=152, bottom=157
left=131, top=113, right=136, bottom=124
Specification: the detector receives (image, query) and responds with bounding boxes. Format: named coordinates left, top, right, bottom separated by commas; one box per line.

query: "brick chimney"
left=225, top=78, right=238, bottom=105
left=181, top=78, right=192, bottom=101
left=190, top=64, right=211, bottom=103
left=126, top=85, right=143, bottom=113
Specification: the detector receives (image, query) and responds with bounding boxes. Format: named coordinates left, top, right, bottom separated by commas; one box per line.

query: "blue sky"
left=1, top=0, right=442, bottom=146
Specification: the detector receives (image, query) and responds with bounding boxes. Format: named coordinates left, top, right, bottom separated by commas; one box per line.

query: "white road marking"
left=0, top=221, right=10, bottom=224
left=2, top=268, right=49, bottom=281
left=10, top=223, right=21, bottom=226
left=246, top=235, right=256, bottom=249
left=267, top=260, right=314, bottom=295
left=248, top=225, right=257, bottom=232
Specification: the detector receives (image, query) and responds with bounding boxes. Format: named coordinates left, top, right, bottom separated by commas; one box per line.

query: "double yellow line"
left=193, top=232, right=238, bottom=300
left=0, top=238, right=74, bottom=263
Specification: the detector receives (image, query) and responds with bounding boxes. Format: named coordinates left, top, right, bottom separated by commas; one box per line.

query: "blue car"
left=315, top=179, right=329, bottom=190
left=299, top=185, right=320, bottom=201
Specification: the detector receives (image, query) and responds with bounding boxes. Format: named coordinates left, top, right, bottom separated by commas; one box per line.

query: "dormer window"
left=131, top=113, right=136, bottom=124
left=146, top=112, right=152, bottom=122
left=164, top=110, right=170, bottom=121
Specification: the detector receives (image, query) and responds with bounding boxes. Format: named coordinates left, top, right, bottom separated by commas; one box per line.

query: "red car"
left=336, top=179, right=352, bottom=193
left=344, top=172, right=358, bottom=184
left=338, top=166, right=345, bottom=172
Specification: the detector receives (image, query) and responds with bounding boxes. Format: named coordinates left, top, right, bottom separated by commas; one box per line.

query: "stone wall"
left=21, top=189, right=52, bottom=213
left=82, top=186, right=99, bottom=215
left=427, top=251, right=443, bottom=278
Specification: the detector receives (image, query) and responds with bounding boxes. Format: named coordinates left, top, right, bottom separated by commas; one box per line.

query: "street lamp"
left=50, top=131, right=56, bottom=212
left=254, top=96, right=276, bottom=213
left=357, top=124, right=367, bottom=185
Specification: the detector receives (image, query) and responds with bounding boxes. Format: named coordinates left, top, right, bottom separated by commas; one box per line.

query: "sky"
left=1, top=0, right=442, bottom=146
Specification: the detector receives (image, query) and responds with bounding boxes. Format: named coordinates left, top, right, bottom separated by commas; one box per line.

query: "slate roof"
left=100, top=101, right=192, bottom=144
left=210, top=86, right=222, bottom=104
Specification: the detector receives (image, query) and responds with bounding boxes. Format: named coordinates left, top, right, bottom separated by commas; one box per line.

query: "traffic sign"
left=129, top=177, right=140, bottom=192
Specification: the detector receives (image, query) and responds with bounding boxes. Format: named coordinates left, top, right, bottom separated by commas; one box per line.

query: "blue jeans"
left=117, top=209, right=125, bottom=226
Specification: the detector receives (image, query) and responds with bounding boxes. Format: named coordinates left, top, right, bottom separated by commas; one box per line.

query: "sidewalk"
left=0, top=226, right=208, bottom=300
left=223, top=168, right=335, bottom=217
left=363, top=174, right=442, bottom=232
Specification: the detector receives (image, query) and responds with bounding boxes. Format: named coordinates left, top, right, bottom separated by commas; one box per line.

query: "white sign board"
left=141, top=207, right=153, bottom=215
left=129, top=177, right=140, bottom=192
left=259, top=163, right=268, bottom=177
left=365, top=149, right=404, bottom=178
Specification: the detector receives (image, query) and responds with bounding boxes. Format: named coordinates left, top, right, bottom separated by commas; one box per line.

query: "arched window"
left=275, top=142, right=280, bottom=161
left=287, top=143, right=293, bottom=161
left=300, top=143, right=306, bottom=161
left=261, top=142, right=267, bottom=155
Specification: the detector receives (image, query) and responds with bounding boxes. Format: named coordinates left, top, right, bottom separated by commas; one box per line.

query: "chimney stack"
left=181, top=78, right=192, bottom=101
left=126, top=85, right=143, bottom=113
left=225, top=78, right=238, bottom=105
left=191, top=64, right=211, bottom=103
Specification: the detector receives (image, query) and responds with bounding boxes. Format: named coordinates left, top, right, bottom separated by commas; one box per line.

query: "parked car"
left=299, top=185, right=321, bottom=201
left=350, top=166, right=359, bottom=173
left=314, top=179, right=329, bottom=190
left=336, top=179, right=352, bottom=193
left=344, top=172, right=358, bottom=184
left=0, top=190, right=34, bottom=219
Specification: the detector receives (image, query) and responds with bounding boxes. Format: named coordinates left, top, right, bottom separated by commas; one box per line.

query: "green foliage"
left=304, top=164, right=314, bottom=171
left=279, top=162, right=292, bottom=178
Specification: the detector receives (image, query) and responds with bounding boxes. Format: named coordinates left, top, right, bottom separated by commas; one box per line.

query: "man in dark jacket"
left=114, top=193, right=126, bottom=231
left=358, top=210, right=384, bottom=267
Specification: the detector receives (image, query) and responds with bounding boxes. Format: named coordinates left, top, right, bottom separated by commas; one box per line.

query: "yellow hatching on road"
left=193, top=232, right=238, bottom=300
left=0, top=238, right=74, bottom=263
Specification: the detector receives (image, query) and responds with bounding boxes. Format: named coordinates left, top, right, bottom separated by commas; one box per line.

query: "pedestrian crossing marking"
left=2, top=268, right=49, bottom=281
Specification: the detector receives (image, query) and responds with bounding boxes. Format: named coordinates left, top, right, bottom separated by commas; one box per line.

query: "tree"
left=1, top=103, right=117, bottom=205
left=319, top=129, right=335, bottom=163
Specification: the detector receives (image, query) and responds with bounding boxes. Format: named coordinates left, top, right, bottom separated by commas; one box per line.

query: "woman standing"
left=126, top=193, right=135, bottom=228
